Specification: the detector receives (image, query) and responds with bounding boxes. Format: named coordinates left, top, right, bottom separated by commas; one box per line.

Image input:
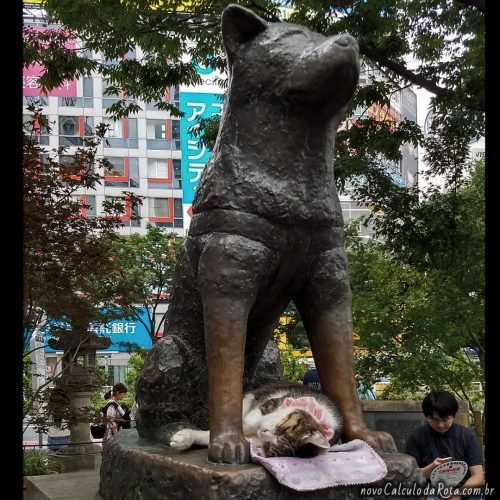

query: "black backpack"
left=90, top=401, right=120, bottom=439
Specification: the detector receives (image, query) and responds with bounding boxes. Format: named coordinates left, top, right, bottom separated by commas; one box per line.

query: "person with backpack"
left=102, top=383, right=128, bottom=444
left=120, top=403, right=132, bottom=429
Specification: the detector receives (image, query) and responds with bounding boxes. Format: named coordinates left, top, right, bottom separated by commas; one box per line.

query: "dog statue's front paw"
left=208, top=433, right=249, bottom=464
left=347, top=428, right=398, bottom=453
left=170, top=429, right=195, bottom=450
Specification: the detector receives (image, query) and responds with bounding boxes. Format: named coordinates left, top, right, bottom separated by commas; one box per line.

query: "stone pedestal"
left=98, top=430, right=426, bottom=500
left=57, top=443, right=102, bottom=473
left=68, top=391, right=95, bottom=444
left=56, top=390, right=101, bottom=473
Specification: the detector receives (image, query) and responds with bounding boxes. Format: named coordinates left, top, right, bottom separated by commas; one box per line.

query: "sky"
left=413, top=84, right=484, bottom=192
left=413, top=87, right=438, bottom=191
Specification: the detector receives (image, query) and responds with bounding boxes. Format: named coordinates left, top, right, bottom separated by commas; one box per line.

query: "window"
left=172, top=120, right=180, bottom=150
left=146, top=100, right=164, bottom=111
left=24, top=113, right=50, bottom=145
left=83, top=77, right=93, bottom=98
left=149, top=198, right=170, bottom=219
left=146, top=85, right=180, bottom=110
left=149, top=198, right=183, bottom=228
left=59, top=155, right=80, bottom=177
left=147, top=119, right=176, bottom=150
left=59, top=116, right=93, bottom=146
left=59, top=155, right=76, bottom=168
left=102, top=57, right=119, bottom=67
left=172, top=120, right=180, bottom=141
left=58, top=78, right=93, bottom=108
left=102, top=79, right=121, bottom=98
left=40, top=154, right=49, bottom=167
left=23, top=114, right=33, bottom=134
left=107, top=365, right=114, bottom=385
left=59, top=116, right=78, bottom=136
left=70, top=195, right=84, bottom=216
left=85, top=195, right=96, bottom=218
left=104, top=195, right=129, bottom=220
left=104, top=157, right=125, bottom=177
left=173, top=159, right=182, bottom=189
left=148, top=119, right=167, bottom=140
left=170, top=85, right=180, bottom=106
left=173, top=198, right=183, bottom=227
left=104, top=196, right=125, bottom=205
left=59, top=97, right=80, bottom=107
left=111, top=365, right=129, bottom=384
left=130, top=198, right=141, bottom=227
left=129, top=158, right=139, bottom=188
left=104, top=157, right=139, bottom=187
left=125, top=47, right=136, bottom=60
left=67, top=195, right=98, bottom=220
left=102, top=79, right=122, bottom=109
left=102, top=118, right=137, bottom=148
left=81, top=46, right=93, bottom=59
left=148, top=158, right=169, bottom=179
left=128, top=119, right=137, bottom=138
left=103, top=118, right=123, bottom=138
left=59, top=154, right=94, bottom=175
left=23, top=95, right=48, bottom=106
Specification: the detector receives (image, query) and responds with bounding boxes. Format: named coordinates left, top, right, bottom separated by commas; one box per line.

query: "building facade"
left=23, top=2, right=418, bottom=385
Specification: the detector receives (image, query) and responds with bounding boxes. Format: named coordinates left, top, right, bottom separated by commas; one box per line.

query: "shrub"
left=279, top=343, right=308, bottom=383
left=23, top=449, right=61, bottom=476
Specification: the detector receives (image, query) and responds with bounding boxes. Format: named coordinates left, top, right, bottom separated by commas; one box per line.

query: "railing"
left=22, top=418, right=137, bottom=450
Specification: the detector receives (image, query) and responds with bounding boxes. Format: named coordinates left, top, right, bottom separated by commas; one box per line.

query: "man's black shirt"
left=405, top=422, right=484, bottom=471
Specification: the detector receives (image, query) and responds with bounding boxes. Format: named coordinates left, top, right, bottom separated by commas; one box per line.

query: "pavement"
left=23, top=470, right=102, bottom=500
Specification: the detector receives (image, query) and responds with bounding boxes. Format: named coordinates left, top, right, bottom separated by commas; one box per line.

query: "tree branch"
left=453, top=0, right=485, bottom=15
left=359, top=43, right=451, bottom=98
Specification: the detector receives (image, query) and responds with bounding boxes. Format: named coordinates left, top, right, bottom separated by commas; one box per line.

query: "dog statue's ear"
left=222, top=4, right=268, bottom=63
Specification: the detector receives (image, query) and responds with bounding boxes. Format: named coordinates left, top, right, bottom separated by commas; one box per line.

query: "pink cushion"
left=250, top=439, right=387, bottom=491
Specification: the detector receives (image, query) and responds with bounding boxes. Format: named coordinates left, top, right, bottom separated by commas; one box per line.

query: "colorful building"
left=23, top=2, right=418, bottom=385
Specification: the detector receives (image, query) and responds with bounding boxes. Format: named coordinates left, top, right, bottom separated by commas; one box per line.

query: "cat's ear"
left=221, top=4, right=268, bottom=63
left=306, top=432, right=330, bottom=449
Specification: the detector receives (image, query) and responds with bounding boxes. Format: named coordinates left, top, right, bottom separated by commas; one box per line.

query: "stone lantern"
left=48, top=326, right=111, bottom=472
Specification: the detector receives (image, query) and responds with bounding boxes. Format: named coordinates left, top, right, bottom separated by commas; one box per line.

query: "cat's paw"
left=170, top=429, right=195, bottom=450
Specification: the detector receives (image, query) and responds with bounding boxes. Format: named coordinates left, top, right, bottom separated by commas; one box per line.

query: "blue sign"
left=43, top=308, right=152, bottom=352
left=387, top=169, right=406, bottom=188
left=380, top=161, right=406, bottom=188
left=180, top=91, right=222, bottom=204
left=192, top=58, right=216, bottom=75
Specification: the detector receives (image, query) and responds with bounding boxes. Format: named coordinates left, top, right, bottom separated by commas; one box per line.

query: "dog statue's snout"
left=334, top=34, right=358, bottom=49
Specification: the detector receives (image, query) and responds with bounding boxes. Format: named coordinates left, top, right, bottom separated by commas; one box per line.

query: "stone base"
left=56, top=443, right=102, bottom=473
left=99, top=430, right=426, bottom=500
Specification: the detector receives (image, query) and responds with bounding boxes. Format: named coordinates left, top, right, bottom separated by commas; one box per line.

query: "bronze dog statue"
left=136, top=3, right=398, bottom=464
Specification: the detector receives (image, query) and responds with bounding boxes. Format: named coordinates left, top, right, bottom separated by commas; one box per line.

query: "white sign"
left=390, top=89, right=401, bottom=114
left=179, top=52, right=226, bottom=94
left=423, top=110, right=435, bottom=138
left=469, top=137, right=485, bottom=163
left=430, top=460, right=468, bottom=488
left=29, top=331, right=46, bottom=391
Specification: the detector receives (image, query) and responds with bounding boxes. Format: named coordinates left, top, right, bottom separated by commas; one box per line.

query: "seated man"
left=405, top=390, right=484, bottom=500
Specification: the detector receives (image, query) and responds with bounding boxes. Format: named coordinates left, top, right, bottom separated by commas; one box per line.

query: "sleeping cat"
left=170, top=383, right=342, bottom=458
